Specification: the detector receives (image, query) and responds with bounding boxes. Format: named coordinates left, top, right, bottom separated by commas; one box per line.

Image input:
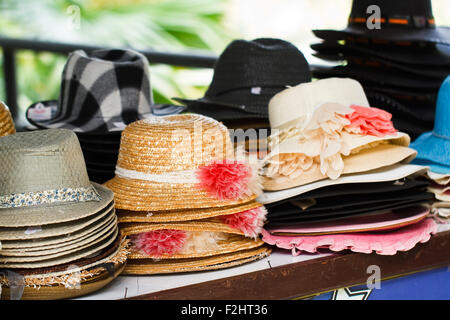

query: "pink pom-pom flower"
left=220, top=206, right=267, bottom=238
left=345, top=105, right=397, bottom=137
left=196, top=160, right=259, bottom=200
left=131, top=229, right=188, bottom=257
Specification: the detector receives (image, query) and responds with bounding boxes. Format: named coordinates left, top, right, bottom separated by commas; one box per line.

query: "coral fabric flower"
left=345, top=105, right=397, bottom=137
left=131, top=229, right=188, bottom=257
left=220, top=206, right=267, bottom=238
left=196, top=160, right=254, bottom=200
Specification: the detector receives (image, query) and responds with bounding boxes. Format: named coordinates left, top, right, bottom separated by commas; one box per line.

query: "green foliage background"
left=0, top=0, right=234, bottom=124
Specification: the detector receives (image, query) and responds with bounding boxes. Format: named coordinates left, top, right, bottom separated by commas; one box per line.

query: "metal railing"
left=0, top=35, right=218, bottom=121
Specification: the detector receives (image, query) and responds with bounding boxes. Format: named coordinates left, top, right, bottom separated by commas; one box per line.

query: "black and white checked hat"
left=26, top=49, right=155, bottom=133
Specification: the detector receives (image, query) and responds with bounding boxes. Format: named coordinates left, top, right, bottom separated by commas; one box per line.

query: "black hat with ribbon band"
left=313, top=0, right=450, bottom=46
left=26, top=49, right=155, bottom=134
left=173, top=38, right=311, bottom=121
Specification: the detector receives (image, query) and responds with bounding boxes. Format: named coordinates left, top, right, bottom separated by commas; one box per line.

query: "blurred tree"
left=0, top=0, right=234, bottom=123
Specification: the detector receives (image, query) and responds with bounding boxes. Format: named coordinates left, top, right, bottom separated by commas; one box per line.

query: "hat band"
left=115, top=166, right=198, bottom=184
left=0, top=186, right=101, bottom=209
left=349, top=15, right=435, bottom=29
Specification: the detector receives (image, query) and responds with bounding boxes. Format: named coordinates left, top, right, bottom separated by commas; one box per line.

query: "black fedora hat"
left=313, top=0, right=450, bottom=46
left=25, top=49, right=170, bottom=133
left=173, top=38, right=311, bottom=121
left=313, top=51, right=449, bottom=79
left=310, top=41, right=450, bottom=66
left=364, top=90, right=434, bottom=139
left=312, top=64, right=443, bottom=90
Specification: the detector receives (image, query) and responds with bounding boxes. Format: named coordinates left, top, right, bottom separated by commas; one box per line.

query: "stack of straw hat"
left=258, top=77, right=437, bottom=256
left=0, top=129, right=128, bottom=300
left=0, top=102, right=15, bottom=137
left=105, top=114, right=271, bottom=274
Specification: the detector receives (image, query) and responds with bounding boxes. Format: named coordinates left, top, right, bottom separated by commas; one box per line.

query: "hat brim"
left=0, top=238, right=128, bottom=300
left=261, top=218, right=437, bottom=256
left=312, top=27, right=450, bottom=46
left=411, top=131, right=450, bottom=174
left=122, top=246, right=271, bottom=275
left=313, top=52, right=448, bottom=79
left=172, top=86, right=288, bottom=121
left=117, top=201, right=263, bottom=223
left=26, top=100, right=154, bottom=134
left=267, top=205, right=429, bottom=236
left=0, top=209, right=116, bottom=249
left=310, top=42, right=450, bottom=67
left=312, top=65, right=443, bottom=89
left=104, top=176, right=257, bottom=212
left=264, top=140, right=416, bottom=191
left=258, top=163, right=428, bottom=204
left=174, top=97, right=268, bottom=122
left=0, top=183, right=114, bottom=228
left=0, top=216, right=117, bottom=257
left=0, top=228, right=119, bottom=268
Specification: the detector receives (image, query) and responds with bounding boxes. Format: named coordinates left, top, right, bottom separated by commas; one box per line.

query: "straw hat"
left=119, top=217, right=269, bottom=274
left=0, top=102, right=15, bottom=137
left=0, top=129, right=114, bottom=227
left=105, top=114, right=262, bottom=212
left=123, top=246, right=271, bottom=275
left=262, top=78, right=416, bottom=191
left=0, top=237, right=129, bottom=300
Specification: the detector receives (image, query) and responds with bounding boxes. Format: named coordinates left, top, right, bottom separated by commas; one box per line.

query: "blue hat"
left=411, top=75, right=450, bottom=174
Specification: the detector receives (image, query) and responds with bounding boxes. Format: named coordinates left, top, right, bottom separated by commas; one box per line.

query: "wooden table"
left=77, top=224, right=450, bottom=300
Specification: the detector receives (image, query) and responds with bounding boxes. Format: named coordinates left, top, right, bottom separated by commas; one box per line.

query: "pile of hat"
left=174, top=38, right=312, bottom=155
left=257, top=77, right=437, bottom=255
left=104, top=113, right=271, bottom=274
left=0, top=129, right=127, bottom=300
left=411, top=76, right=450, bottom=222
left=0, top=102, right=15, bottom=137
left=25, top=49, right=184, bottom=184
left=310, top=0, right=450, bottom=140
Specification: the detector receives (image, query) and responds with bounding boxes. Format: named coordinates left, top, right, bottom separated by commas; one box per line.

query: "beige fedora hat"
left=0, top=102, right=15, bottom=137
left=0, top=202, right=115, bottom=241
left=0, top=229, right=119, bottom=268
left=105, top=114, right=262, bottom=212
left=262, top=78, right=416, bottom=191
left=0, top=237, right=129, bottom=300
left=0, top=216, right=117, bottom=256
left=0, top=129, right=114, bottom=227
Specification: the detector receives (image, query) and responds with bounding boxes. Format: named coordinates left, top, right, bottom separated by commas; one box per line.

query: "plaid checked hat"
left=25, top=49, right=155, bottom=133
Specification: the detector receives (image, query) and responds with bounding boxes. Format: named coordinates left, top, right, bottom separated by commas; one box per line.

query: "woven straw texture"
left=117, top=201, right=262, bottom=223
left=123, top=246, right=271, bottom=275
left=0, top=102, right=15, bottom=137
left=104, top=114, right=257, bottom=211
left=129, top=234, right=265, bottom=259
left=119, top=219, right=247, bottom=237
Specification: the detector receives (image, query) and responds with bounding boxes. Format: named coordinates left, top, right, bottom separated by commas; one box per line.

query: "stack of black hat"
left=310, top=0, right=450, bottom=140
left=26, top=48, right=184, bottom=183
